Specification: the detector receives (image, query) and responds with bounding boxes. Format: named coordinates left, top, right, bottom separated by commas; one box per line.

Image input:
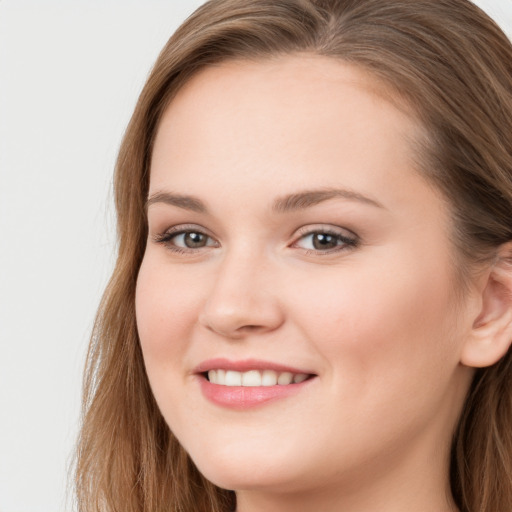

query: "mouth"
left=195, top=359, right=317, bottom=409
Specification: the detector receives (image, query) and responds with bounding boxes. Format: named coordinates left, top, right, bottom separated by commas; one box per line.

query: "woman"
left=75, top=1, right=512, bottom=511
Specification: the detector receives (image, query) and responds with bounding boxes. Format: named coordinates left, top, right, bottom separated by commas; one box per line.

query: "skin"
left=135, top=55, right=481, bottom=512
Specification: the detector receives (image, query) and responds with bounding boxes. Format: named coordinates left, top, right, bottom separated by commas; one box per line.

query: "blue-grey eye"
left=173, top=231, right=212, bottom=248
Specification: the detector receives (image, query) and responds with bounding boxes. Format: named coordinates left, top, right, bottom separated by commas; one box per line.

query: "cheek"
left=135, top=255, right=203, bottom=367
left=135, top=254, right=211, bottom=427
left=288, top=250, right=460, bottom=386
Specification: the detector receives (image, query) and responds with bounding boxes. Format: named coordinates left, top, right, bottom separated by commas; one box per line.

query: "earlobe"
left=461, top=243, right=512, bottom=368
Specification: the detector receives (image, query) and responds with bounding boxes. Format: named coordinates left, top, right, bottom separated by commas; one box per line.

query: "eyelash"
left=292, top=227, right=359, bottom=255
left=152, top=225, right=359, bottom=256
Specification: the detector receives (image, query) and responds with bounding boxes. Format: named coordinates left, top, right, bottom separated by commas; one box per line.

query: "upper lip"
left=193, top=358, right=315, bottom=375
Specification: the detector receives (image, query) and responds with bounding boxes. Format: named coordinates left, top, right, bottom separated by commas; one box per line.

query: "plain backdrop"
left=0, top=1, right=510, bottom=511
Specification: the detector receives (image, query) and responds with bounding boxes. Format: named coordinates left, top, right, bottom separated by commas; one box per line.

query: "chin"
left=195, top=459, right=302, bottom=493
left=184, top=437, right=309, bottom=492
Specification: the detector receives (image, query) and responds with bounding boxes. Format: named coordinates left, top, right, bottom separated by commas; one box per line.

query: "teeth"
left=242, top=370, right=261, bottom=386
left=277, top=372, right=293, bottom=385
left=225, top=370, right=242, bottom=386
left=261, top=369, right=277, bottom=386
left=206, top=369, right=310, bottom=387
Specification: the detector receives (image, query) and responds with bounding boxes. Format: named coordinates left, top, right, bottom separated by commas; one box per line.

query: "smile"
left=195, top=359, right=317, bottom=409
left=206, top=369, right=310, bottom=386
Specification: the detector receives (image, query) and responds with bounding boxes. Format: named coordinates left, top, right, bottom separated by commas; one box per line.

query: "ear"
left=461, top=242, right=512, bottom=368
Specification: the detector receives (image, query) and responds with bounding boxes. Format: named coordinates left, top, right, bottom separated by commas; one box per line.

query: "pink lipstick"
left=195, top=358, right=316, bottom=409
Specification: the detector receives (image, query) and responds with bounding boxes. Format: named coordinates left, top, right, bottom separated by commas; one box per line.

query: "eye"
left=293, top=228, right=359, bottom=253
left=153, top=226, right=219, bottom=253
left=172, top=231, right=212, bottom=249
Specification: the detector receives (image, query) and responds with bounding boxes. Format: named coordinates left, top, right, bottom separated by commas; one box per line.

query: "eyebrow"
left=146, top=188, right=384, bottom=213
left=272, top=188, right=384, bottom=212
left=146, top=192, right=207, bottom=213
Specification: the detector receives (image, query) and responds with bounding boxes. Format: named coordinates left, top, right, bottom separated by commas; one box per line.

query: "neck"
left=236, top=473, right=458, bottom=512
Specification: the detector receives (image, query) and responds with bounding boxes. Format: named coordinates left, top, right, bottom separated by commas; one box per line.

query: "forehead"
left=150, top=55, right=425, bottom=201
left=154, top=55, right=419, bottom=151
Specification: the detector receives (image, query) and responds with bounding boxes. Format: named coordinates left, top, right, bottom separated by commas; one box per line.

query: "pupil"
left=313, top=233, right=337, bottom=250
left=185, top=232, right=206, bottom=248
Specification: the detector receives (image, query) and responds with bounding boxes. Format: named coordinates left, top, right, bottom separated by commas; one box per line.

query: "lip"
left=193, top=358, right=315, bottom=374
left=194, top=358, right=317, bottom=410
left=199, top=377, right=314, bottom=409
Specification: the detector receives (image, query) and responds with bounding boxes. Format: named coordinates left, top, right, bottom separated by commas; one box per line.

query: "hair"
left=75, top=1, right=512, bottom=511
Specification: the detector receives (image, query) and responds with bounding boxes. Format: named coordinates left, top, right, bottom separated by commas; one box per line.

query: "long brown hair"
left=75, top=1, right=512, bottom=511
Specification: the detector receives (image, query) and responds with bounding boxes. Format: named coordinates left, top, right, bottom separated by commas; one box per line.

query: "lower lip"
left=199, top=376, right=314, bottom=409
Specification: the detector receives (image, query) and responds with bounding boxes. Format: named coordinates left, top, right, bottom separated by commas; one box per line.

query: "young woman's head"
left=76, top=1, right=512, bottom=511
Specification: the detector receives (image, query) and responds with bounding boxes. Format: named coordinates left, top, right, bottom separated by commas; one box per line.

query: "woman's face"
left=136, top=56, right=476, bottom=502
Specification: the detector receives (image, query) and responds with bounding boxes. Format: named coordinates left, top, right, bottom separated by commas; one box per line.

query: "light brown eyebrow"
left=272, top=188, right=384, bottom=212
left=146, top=187, right=384, bottom=214
left=146, top=191, right=208, bottom=213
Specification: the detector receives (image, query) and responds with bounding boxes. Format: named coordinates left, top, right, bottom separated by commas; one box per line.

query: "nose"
left=199, top=251, right=285, bottom=339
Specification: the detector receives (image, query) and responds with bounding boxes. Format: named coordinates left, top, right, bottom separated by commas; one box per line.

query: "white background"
left=0, top=1, right=510, bottom=511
